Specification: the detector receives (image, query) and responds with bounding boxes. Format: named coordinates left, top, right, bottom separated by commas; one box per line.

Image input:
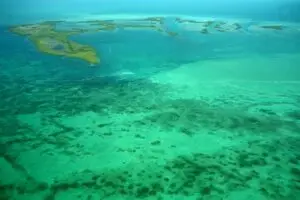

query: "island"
left=9, top=16, right=295, bottom=66
left=8, top=18, right=172, bottom=65
left=9, top=21, right=100, bottom=65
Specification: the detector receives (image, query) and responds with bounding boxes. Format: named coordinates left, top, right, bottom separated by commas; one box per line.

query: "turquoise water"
left=1, top=12, right=300, bottom=200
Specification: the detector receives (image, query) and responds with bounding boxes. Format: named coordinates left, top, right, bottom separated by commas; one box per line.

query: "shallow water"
left=1, top=15, right=300, bottom=200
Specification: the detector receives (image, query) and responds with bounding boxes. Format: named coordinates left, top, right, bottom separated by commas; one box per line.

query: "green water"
left=1, top=17, right=300, bottom=200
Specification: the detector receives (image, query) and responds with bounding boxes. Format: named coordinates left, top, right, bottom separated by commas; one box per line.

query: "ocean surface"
left=1, top=2, right=300, bottom=200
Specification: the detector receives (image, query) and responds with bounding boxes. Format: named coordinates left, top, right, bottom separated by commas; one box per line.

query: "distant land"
left=9, top=15, right=299, bottom=65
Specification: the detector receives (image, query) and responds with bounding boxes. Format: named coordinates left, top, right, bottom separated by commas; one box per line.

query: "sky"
left=1, top=0, right=300, bottom=24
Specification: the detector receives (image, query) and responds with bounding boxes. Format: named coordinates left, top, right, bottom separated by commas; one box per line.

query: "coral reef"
left=175, top=18, right=243, bottom=34
left=213, top=21, right=242, bottom=32
left=1, top=66, right=300, bottom=199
